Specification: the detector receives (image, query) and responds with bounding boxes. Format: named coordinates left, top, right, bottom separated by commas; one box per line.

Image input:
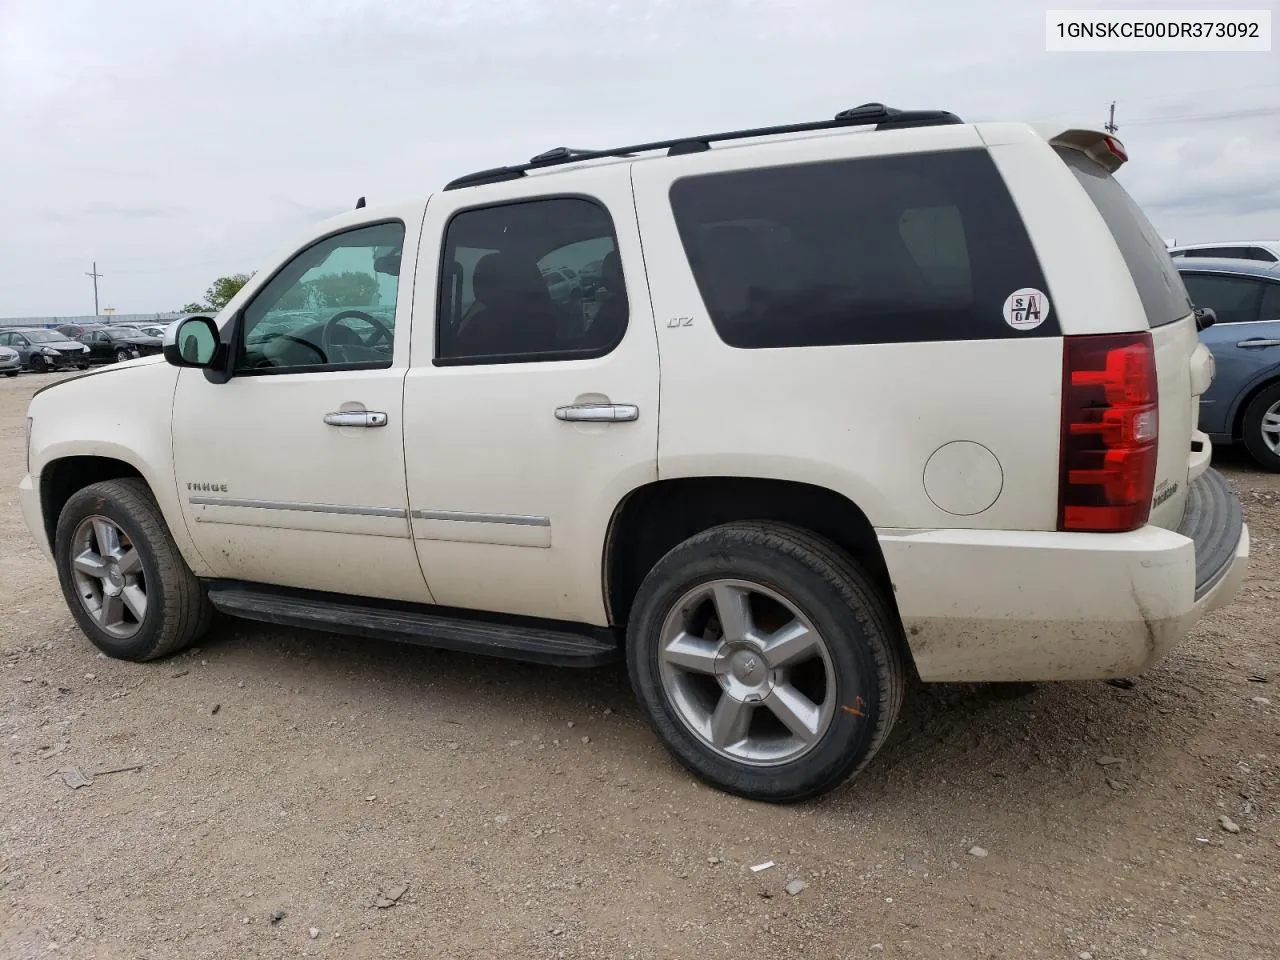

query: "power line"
left=1124, top=106, right=1280, bottom=126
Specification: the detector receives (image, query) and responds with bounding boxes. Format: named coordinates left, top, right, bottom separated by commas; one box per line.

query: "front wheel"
left=1241, top=381, right=1280, bottom=472
left=4, top=371, right=16, bottom=378
left=28, top=355, right=47, bottom=373
left=54, top=478, right=213, bottom=661
left=626, top=521, right=906, bottom=803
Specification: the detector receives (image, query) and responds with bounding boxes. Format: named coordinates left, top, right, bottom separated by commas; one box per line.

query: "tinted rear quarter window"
left=1055, top=148, right=1191, bottom=328
left=669, top=149, right=1054, bottom=349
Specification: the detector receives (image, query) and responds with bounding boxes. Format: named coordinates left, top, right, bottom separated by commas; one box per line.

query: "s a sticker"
left=1002, top=288, right=1051, bottom=331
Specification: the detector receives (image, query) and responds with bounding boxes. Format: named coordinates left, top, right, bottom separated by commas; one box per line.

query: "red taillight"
left=1103, top=136, right=1127, bottom=163
left=1058, top=332, right=1158, bottom=533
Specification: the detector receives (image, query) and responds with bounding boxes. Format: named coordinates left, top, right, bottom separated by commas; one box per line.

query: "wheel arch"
left=603, top=476, right=899, bottom=631
left=1230, top=370, right=1280, bottom=441
left=38, top=454, right=211, bottom=577
left=40, top=456, right=147, bottom=552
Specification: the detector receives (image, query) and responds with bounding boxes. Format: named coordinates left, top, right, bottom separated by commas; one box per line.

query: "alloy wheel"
left=657, top=578, right=837, bottom=766
left=69, top=516, right=148, bottom=639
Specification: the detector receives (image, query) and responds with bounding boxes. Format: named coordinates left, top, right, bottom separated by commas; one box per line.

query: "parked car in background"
left=0, top=327, right=91, bottom=371
left=0, top=344, right=20, bottom=376
left=1177, top=257, right=1280, bottom=470
left=78, top=326, right=164, bottom=364
left=1170, top=241, right=1280, bottom=264
left=56, top=322, right=107, bottom=340
left=129, top=323, right=173, bottom=339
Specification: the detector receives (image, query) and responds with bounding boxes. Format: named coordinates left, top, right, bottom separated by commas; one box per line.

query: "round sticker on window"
left=1002, top=288, right=1051, bottom=331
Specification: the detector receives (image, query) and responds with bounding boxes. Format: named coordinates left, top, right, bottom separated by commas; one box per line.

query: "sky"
left=0, top=0, right=1277, bottom=317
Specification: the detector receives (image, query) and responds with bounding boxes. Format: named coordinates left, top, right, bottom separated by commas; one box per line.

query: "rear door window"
left=1180, top=273, right=1264, bottom=324
left=668, top=149, right=1054, bottom=349
left=1259, top=282, right=1280, bottom=322
left=1056, top=148, right=1191, bottom=328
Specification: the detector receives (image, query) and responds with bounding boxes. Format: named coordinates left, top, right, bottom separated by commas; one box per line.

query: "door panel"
left=171, top=207, right=433, bottom=603
left=403, top=170, right=659, bottom=625
left=1182, top=273, right=1277, bottom=436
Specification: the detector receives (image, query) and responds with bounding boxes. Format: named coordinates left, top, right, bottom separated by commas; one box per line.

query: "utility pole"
left=85, top=261, right=103, bottom=315
left=1104, top=101, right=1118, bottom=134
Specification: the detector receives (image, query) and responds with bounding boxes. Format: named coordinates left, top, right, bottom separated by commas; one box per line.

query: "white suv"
left=18, top=104, right=1250, bottom=802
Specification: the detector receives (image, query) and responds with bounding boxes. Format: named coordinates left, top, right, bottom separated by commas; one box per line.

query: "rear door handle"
left=323, top=411, right=388, bottom=428
left=1237, top=338, right=1280, bottom=348
left=554, top=403, right=639, bottom=422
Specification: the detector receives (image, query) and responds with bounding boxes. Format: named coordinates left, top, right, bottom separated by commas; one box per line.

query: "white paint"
left=923, top=441, right=1003, bottom=516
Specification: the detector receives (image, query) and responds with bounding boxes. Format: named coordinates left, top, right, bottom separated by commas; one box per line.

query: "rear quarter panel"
left=633, top=124, right=1065, bottom=531
left=979, top=124, right=1197, bottom=530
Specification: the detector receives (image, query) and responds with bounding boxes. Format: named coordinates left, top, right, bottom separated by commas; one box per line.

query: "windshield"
left=24, top=330, right=71, bottom=343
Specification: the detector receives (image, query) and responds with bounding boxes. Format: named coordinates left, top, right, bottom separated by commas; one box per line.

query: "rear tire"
left=626, top=521, right=906, bottom=803
left=1240, top=381, right=1280, bottom=472
left=115, top=348, right=131, bottom=363
left=55, top=478, right=213, bottom=661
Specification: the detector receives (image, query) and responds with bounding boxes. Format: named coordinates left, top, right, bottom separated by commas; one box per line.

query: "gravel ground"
left=1, top=371, right=1277, bottom=959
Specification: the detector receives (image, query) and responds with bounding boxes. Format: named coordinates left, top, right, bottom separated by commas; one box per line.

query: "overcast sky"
left=1, top=0, right=1276, bottom=317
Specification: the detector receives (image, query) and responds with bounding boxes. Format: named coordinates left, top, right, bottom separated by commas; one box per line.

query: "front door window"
left=239, top=221, right=405, bottom=372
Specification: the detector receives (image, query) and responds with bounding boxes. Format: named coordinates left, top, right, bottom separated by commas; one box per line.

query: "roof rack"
left=444, top=102, right=962, bottom=191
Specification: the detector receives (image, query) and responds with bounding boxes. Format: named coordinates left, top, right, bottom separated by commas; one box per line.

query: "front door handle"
left=1237, top=338, right=1280, bottom=349
left=554, top=403, right=639, bottom=423
left=323, top=411, right=389, bottom=428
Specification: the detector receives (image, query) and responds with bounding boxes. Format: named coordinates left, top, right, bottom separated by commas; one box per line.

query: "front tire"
left=55, top=478, right=213, bottom=661
left=626, top=522, right=906, bottom=803
left=1241, top=381, right=1280, bottom=472
left=3, top=371, right=16, bottom=378
left=28, top=355, right=47, bottom=373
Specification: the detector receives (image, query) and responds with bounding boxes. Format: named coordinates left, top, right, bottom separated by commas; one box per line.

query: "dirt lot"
left=1, top=371, right=1277, bottom=960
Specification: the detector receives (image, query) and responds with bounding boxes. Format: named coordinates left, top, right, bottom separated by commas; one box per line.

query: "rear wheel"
left=626, top=521, right=906, bottom=803
left=1241, top=381, right=1280, bottom=472
left=114, top=348, right=131, bottom=363
left=55, top=478, right=213, bottom=661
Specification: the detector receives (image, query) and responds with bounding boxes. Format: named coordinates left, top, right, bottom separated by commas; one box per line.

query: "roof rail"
left=443, top=102, right=962, bottom=190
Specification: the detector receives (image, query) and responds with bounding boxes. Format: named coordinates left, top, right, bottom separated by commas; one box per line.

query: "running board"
left=205, top=581, right=620, bottom=668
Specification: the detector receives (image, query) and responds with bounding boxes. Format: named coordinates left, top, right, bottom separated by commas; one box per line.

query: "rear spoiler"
left=1048, top=129, right=1128, bottom=173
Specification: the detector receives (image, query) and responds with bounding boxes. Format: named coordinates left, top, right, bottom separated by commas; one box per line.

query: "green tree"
left=307, top=272, right=379, bottom=308
left=180, top=272, right=254, bottom=314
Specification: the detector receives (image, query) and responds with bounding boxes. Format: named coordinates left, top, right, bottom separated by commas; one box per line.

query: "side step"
left=206, top=581, right=620, bottom=668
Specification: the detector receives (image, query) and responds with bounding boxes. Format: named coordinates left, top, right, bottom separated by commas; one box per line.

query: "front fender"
left=26, top=361, right=214, bottom=577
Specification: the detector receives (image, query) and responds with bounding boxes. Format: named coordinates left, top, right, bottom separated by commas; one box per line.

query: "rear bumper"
left=881, top=468, right=1249, bottom=682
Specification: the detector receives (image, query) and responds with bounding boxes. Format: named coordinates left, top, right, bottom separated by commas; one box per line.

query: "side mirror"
left=164, top=316, right=220, bottom=368
left=1194, top=306, right=1217, bottom=331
